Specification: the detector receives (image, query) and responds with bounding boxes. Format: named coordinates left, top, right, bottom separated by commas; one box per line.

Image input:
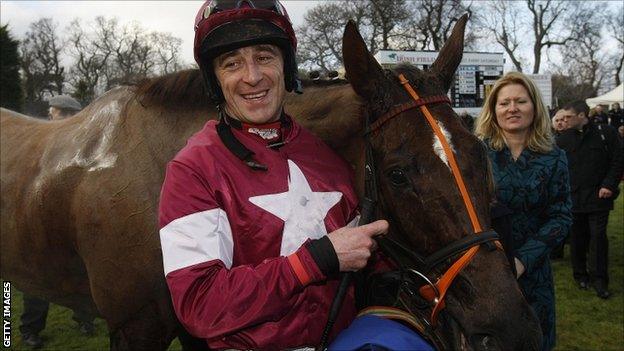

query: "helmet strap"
left=217, top=110, right=269, bottom=171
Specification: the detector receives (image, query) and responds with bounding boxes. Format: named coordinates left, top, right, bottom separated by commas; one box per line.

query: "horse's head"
left=342, top=16, right=542, bottom=350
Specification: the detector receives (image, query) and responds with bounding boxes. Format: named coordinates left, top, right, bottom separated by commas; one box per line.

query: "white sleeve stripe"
left=159, top=208, right=234, bottom=275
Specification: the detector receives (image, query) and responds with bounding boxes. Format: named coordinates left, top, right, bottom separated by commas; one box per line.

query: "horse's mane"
left=135, top=69, right=349, bottom=110
left=135, top=70, right=211, bottom=110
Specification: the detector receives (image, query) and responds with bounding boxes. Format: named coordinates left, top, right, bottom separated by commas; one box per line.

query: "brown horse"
left=1, top=17, right=540, bottom=350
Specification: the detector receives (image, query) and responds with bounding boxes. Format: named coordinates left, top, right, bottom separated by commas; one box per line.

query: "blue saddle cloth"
left=329, top=315, right=435, bottom=351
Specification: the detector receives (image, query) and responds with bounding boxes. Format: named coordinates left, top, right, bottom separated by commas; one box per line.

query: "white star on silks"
left=249, top=160, right=343, bottom=256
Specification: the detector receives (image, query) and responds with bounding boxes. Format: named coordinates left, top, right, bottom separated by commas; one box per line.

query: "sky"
left=1, top=0, right=621, bottom=86
left=0, top=1, right=318, bottom=66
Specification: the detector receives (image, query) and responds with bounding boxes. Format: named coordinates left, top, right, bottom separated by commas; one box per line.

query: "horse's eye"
left=388, top=169, right=409, bottom=186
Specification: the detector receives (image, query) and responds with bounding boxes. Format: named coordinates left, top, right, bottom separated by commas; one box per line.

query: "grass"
left=553, top=184, right=624, bottom=351
left=4, top=187, right=623, bottom=350
left=5, top=293, right=181, bottom=350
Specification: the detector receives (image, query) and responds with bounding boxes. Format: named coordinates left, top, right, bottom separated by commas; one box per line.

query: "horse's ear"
left=342, top=20, right=386, bottom=100
left=430, top=13, right=468, bottom=92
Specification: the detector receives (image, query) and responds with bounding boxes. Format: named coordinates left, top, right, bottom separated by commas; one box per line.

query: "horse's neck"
left=286, top=85, right=367, bottom=197
left=125, top=98, right=216, bottom=169
left=286, top=84, right=364, bottom=149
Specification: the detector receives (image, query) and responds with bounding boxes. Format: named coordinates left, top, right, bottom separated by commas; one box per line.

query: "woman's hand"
left=598, top=187, right=613, bottom=199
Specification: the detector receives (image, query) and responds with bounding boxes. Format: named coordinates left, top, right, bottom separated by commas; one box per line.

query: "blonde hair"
left=475, top=71, right=554, bottom=153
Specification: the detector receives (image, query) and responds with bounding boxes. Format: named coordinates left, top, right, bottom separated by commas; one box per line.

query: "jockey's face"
left=214, top=44, right=286, bottom=124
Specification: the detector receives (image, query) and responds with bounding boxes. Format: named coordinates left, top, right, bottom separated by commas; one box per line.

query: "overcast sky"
left=0, top=1, right=318, bottom=66
left=2, top=1, right=622, bottom=80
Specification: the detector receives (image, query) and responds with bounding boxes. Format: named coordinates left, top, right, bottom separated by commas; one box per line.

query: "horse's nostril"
left=470, top=334, right=500, bottom=351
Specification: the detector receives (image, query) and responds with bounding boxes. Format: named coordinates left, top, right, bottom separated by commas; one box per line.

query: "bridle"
left=319, top=73, right=501, bottom=350
left=367, top=73, right=501, bottom=326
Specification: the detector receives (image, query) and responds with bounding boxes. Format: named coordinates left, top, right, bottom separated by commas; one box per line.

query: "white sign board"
left=375, top=50, right=505, bottom=67
left=373, top=50, right=553, bottom=112
left=375, top=50, right=505, bottom=110
left=527, top=74, right=553, bottom=109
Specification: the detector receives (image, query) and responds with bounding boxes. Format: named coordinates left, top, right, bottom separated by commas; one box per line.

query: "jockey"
left=158, top=0, right=431, bottom=349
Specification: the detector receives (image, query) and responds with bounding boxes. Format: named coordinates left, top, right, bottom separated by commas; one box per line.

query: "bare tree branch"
left=20, top=18, right=65, bottom=104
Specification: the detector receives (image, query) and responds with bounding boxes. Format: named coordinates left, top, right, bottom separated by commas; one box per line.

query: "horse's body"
left=1, top=17, right=541, bottom=350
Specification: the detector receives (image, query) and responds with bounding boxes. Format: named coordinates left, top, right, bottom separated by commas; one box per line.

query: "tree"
left=474, top=1, right=525, bottom=71
left=526, top=0, right=575, bottom=74
left=296, top=2, right=358, bottom=71
left=0, top=25, right=23, bottom=111
left=474, top=0, right=584, bottom=73
left=555, top=6, right=608, bottom=98
left=66, top=18, right=112, bottom=104
left=20, top=18, right=65, bottom=106
left=151, top=32, right=183, bottom=75
left=64, top=16, right=186, bottom=104
left=605, top=6, right=624, bottom=86
left=296, top=0, right=474, bottom=71
left=551, top=74, right=596, bottom=108
left=101, top=20, right=155, bottom=87
left=401, top=0, right=473, bottom=51
left=369, top=0, right=410, bottom=50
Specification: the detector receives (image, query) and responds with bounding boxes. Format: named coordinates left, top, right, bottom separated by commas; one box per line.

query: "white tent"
left=586, top=84, right=624, bottom=107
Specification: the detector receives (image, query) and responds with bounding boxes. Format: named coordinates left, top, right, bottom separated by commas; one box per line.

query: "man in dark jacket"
left=592, top=104, right=609, bottom=124
left=608, top=102, right=624, bottom=131
left=557, top=101, right=623, bottom=299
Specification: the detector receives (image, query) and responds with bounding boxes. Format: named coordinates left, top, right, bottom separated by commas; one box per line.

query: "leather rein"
left=362, top=73, right=501, bottom=329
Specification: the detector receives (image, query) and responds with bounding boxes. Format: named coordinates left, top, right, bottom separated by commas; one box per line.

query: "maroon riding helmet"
left=193, top=0, right=301, bottom=103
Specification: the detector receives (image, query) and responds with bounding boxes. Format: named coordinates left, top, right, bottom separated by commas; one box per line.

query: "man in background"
left=47, top=95, right=82, bottom=120
left=557, top=101, right=623, bottom=300
left=552, top=109, right=568, bottom=135
left=592, top=104, right=609, bottom=125
left=608, top=102, right=623, bottom=131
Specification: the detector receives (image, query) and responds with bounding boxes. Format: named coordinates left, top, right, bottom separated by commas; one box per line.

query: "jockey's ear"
left=430, top=13, right=468, bottom=93
left=342, top=20, right=386, bottom=102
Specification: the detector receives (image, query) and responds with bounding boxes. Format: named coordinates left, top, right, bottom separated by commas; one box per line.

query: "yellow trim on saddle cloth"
left=357, top=306, right=427, bottom=335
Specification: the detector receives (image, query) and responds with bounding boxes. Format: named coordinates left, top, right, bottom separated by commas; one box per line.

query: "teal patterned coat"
left=487, top=145, right=572, bottom=351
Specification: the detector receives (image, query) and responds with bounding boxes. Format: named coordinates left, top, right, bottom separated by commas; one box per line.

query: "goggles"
left=202, top=0, right=285, bottom=20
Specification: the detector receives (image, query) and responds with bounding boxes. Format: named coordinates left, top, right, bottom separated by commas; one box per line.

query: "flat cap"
left=48, top=95, right=82, bottom=111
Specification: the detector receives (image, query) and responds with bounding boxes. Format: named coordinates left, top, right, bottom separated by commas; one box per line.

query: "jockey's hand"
left=327, top=220, right=388, bottom=272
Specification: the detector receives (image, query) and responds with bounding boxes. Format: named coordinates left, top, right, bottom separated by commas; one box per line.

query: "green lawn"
left=553, top=185, right=624, bottom=351
left=4, top=188, right=623, bottom=350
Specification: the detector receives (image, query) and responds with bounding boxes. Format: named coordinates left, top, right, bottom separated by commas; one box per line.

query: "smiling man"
left=213, top=44, right=286, bottom=124
left=157, top=1, right=390, bottom=349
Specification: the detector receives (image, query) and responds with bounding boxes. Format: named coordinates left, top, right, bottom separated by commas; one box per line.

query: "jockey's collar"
left=217, top=110, right=291, bottom=171
left=222, top=112, right=291, bottom=132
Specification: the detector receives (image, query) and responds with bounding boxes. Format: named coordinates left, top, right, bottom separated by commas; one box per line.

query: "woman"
left=475, top=72, right=572, bottom=350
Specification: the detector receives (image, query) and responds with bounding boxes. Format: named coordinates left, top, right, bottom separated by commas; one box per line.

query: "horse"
left=1, top=16, right=541, bottom=350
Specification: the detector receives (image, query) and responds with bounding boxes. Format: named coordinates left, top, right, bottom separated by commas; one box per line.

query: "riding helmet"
left=193, top=0, right=301, bottom=103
